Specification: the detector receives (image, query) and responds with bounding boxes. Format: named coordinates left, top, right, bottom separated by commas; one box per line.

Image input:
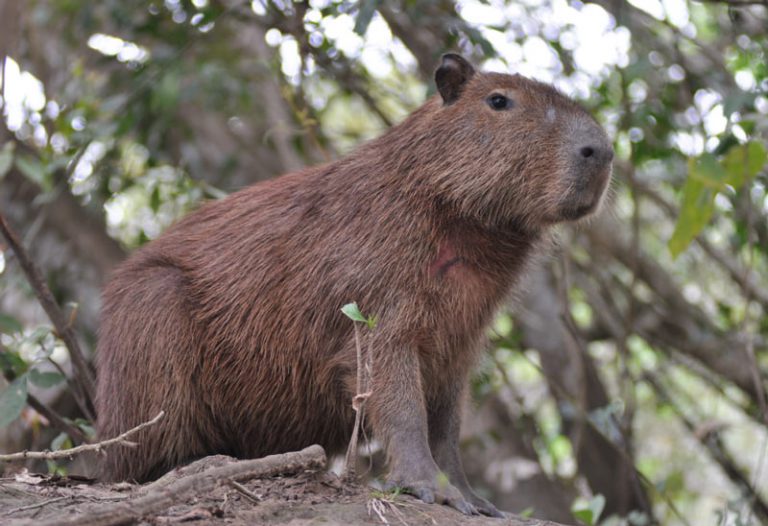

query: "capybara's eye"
left=487, top=94, right=511, bottom=110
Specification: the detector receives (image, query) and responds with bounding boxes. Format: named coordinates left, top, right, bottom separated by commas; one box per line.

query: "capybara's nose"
left=577, top=142, right=613, bottom=167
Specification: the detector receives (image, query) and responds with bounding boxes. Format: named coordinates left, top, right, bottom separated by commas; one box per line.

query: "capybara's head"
left=426, top=53, right=613, bottom=229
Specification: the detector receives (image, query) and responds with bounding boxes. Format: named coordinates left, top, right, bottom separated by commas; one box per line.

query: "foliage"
left=669, top=141, right=767, bottom=258
left=341, top=302, right=378, bottom=330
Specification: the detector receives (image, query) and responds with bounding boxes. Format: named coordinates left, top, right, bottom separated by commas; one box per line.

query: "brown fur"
left=96, top=55, right=612, bottom=516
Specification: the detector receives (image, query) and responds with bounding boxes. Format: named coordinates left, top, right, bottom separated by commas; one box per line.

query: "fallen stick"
left=40, top=444, right=327, bottom=526
left=0, top=411, right=164, bottom=462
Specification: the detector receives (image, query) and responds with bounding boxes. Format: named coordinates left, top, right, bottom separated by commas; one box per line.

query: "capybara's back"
left=97, top=54, right=612, bottom=515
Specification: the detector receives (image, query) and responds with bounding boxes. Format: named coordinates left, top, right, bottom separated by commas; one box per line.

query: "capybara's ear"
left=435, top=53, right=476, bottom=105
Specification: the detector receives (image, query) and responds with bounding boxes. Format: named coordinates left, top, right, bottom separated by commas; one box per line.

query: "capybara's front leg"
left=367, top=345, right=478, bottom=516
left=428, top=376, right=504, bottom=517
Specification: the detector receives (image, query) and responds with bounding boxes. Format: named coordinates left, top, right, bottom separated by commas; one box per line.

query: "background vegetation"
left=0, top=1, right=767, bottom=525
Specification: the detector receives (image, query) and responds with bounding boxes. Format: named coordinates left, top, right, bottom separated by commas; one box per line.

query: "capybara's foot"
left=384, top=473, right=479, bottom=516
left=466, top=492, right=504, bottom=518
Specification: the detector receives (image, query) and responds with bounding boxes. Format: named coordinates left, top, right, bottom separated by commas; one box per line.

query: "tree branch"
left=0, top=411, right=164, bottom=462
left=0, top=212, right=96, bottom=420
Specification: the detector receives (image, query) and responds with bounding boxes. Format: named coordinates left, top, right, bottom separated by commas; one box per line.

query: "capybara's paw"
left=467, top=493, right=504, bottom=518
left=384, top=475, right=479, bottom=516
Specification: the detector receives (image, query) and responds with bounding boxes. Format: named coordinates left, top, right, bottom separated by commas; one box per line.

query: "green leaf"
left=74, top=419, right=95, bottom=439
left=668, top=155, right=721, bottom=259
left=589, top=495, right=605, bottom=524
left=572, top=508, right=594, bottom=526
left=627, top=510, right=651, bottom=526
left=463, top=26, right=496, bottom=57
left=29, top=369, right=66, bottom=388
left=28, top=326, right=53, bottom=344
left=51, top=431, right=72, bottom=451
left=687, top=153, right=728, bottom=189
left=722, top=141, right=767, bottom=189
left=519, top=507, right=535, bottom=518
left=571, top=494, right=605, bottom=526
left=0, top=374, right=28, bottom=427
left=0, top=141, right=14, bottom=178
left=341, top=302, right=367, bottom=324
left=15, top=155, right=48, bottom=187
left=0, top=351, right=27, bottom=376
left=722, top=91, right=756, bottom=117
left=150, top=186, right=162, bottom=212
left=151, top=72, right=181, bottom=113
left=0, top=313, right=23, bottom=335
left=669, top=143, right=767, bottom=259
left=353, top=0, right=379, bottom=35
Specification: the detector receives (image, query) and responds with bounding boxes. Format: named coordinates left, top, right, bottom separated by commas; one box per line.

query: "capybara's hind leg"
left=96, top=264, right=214, bottom=482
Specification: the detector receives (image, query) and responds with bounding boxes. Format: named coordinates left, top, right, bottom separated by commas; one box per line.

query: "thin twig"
left=0, top=411, right=164, bottom=462
left=0, top=212, right=95, bottom=420
left=343, top=309, right=375, bottom=481
left=227, top=479, right=262, bottom=504
left=367, top=497, right=410, bottom=526
left=4, top=495, right=70, bottom=515
left=344, top=322, right=363, bottom=480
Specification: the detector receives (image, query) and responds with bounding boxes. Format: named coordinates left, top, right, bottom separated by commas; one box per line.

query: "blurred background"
left=0, top=1, right=766, bottom=524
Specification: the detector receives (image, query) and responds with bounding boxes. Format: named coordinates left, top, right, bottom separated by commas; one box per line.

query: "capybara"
left=96, top=53, right=613, bottom=516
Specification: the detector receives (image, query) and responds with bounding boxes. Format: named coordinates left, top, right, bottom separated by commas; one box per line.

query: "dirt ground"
left=0, top=465, right=568, bottom=526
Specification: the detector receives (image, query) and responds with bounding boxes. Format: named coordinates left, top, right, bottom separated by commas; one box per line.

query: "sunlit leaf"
left=571, top=494, right=605, bottom=526
left=686, top=153, right=728, bottom=189
left=0, top=374, right=28, bottom=427
left=572, top=508, right=594, bottom=525
left=588, top=495, right=605, bottom=523
left=722, top=141, right=767, bottom=189
left=670, top=143, right=767, bottom=259
left=668, top=155, right=722, bottom=259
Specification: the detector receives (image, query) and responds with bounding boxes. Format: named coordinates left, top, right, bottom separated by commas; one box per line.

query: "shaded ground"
left=1, top=466, right=569, bottom=526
